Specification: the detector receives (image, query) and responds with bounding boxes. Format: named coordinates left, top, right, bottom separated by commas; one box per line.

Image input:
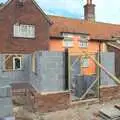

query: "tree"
left=0, top=3, right=4, bottom=7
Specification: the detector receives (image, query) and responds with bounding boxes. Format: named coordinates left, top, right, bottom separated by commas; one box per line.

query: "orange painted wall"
left=49, top=39, right=64, bottom=52
left=49, top=39, right=103, bottom=75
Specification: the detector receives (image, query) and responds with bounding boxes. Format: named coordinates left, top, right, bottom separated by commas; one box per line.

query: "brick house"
left=0, top=0, right=51, bottom=53
left=0, top=0, right=120, bottom=75
left=1, top=0, right=120, bottom=112
left=0, top=0, right=51, bottom=82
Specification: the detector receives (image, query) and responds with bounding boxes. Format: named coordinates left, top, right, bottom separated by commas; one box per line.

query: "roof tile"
left=49, top=15, right=120, bottom=40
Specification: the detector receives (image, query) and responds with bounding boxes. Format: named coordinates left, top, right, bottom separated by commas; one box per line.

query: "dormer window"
left=13, top=23, right=35, bottom=38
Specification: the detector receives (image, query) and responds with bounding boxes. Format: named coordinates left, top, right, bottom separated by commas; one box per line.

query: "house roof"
left=0, top=0, right=52, bottom=25
left=49, top=15, right=120, bottom=41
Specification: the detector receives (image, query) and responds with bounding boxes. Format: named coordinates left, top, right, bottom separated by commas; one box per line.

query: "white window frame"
left=79, top=40, right=88, bottom=48
left=81, top=57, right=89, bottom=68
left=63, top=37, right=73, bottom=48
left=13, top=57, right=22, bottom=70
left=13, top=23, right=35, bottom=38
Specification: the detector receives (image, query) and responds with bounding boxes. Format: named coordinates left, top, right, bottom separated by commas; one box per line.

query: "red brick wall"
left=34, top=92, right=70, bottom=113
left=0, top=0, right=50, bottom=53
left=12, top=85, right=120, bottom=112
left=100, top=85, right=120, bottom=102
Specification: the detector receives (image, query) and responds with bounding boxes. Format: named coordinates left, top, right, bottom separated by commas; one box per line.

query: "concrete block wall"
left=0, top=97, right=13, bottom=117
left=0, top=54, right=30, bottom=84
left=0, top=51, right=65, bottom=92
left=0, top=84, right=13, bottom=117
left=0, top=85, right=12, bottom=97
left=100, top=52, right=116, bottom=85
left=29, top=52, right=42, bottom=92
left=30, top=51, right=65, bottom=92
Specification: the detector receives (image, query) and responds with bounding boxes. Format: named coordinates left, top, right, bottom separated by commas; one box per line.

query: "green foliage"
left=0, top=2, right=4, bottom=7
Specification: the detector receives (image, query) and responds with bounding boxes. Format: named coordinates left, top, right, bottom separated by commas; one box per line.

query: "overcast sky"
left=1, top=0, right=120, bottom=24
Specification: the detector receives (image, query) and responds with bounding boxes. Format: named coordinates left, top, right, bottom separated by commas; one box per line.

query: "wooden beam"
left=80, top=77, right=98, bottom=100
left=84, top=52, right=120, bottom=84
left=4, top=55, right=12, bottom=64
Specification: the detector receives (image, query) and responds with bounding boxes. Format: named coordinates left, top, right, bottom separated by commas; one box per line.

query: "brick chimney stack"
left=84, top=0, right=95, bottom=21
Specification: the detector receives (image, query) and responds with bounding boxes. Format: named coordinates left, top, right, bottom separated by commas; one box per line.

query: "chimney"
left=84, top=0, right=95, bottom=21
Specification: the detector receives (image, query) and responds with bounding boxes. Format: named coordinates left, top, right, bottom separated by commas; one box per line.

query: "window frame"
left=13, top=23, right=35, bottom=39
left=79, top=40, right=88, bottom=48
left=63, top=37, right=73, bottom=48
left=13, top=57, right=22, bottom=71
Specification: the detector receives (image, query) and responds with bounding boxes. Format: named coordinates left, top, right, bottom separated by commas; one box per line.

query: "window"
left=79, top=41, right=88, bottom=48
left=4, top=55, right=23, bottom=71
left=13, top=57, right=22, bottom=70
left=81, top=57, right=89, bottom=68
left=13, top=23, right=35, bottom=38
left=63, top=37, right=73, bottom=47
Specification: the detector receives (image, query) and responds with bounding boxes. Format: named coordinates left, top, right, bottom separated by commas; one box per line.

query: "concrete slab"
left=99, top=106, right=120, bottom=119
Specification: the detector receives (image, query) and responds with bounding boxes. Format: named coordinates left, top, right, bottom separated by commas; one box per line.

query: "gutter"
left=50, top=36, right=116, bottom=42
left=50, top=36, right=64, bottom=40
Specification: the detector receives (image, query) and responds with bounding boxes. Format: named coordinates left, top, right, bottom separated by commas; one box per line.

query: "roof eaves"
left=0, top=0, right=12, bottom=11
left=61, top=32, right=90, bottom=36
left=50, top=36, right=64, bottom=40
left=0, top=0, right=52, bottom=25
left=90, top=38, right=117, bottom=42
left=32, top=0, right=52, bottom=25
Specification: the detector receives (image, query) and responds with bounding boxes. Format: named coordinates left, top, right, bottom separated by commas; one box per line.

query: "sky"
left=1, top=0, right=120, bottom=24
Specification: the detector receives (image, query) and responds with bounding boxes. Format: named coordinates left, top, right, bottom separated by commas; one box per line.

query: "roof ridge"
left=0, top=0, right=12, bottom=10
left=48, top=15, right=120, bottom=26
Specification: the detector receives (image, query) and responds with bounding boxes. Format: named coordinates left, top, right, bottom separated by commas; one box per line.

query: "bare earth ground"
left=14, top=99, right=120, bottom=120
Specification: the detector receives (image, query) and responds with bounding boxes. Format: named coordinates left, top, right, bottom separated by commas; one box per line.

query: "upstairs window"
left=13, top=23, right=35, bottom=38
left=79, top=35, right=89, bottom=48
left=79, top=41, right=88, bottom=48
left=63, top=37, right=73, bottom=48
